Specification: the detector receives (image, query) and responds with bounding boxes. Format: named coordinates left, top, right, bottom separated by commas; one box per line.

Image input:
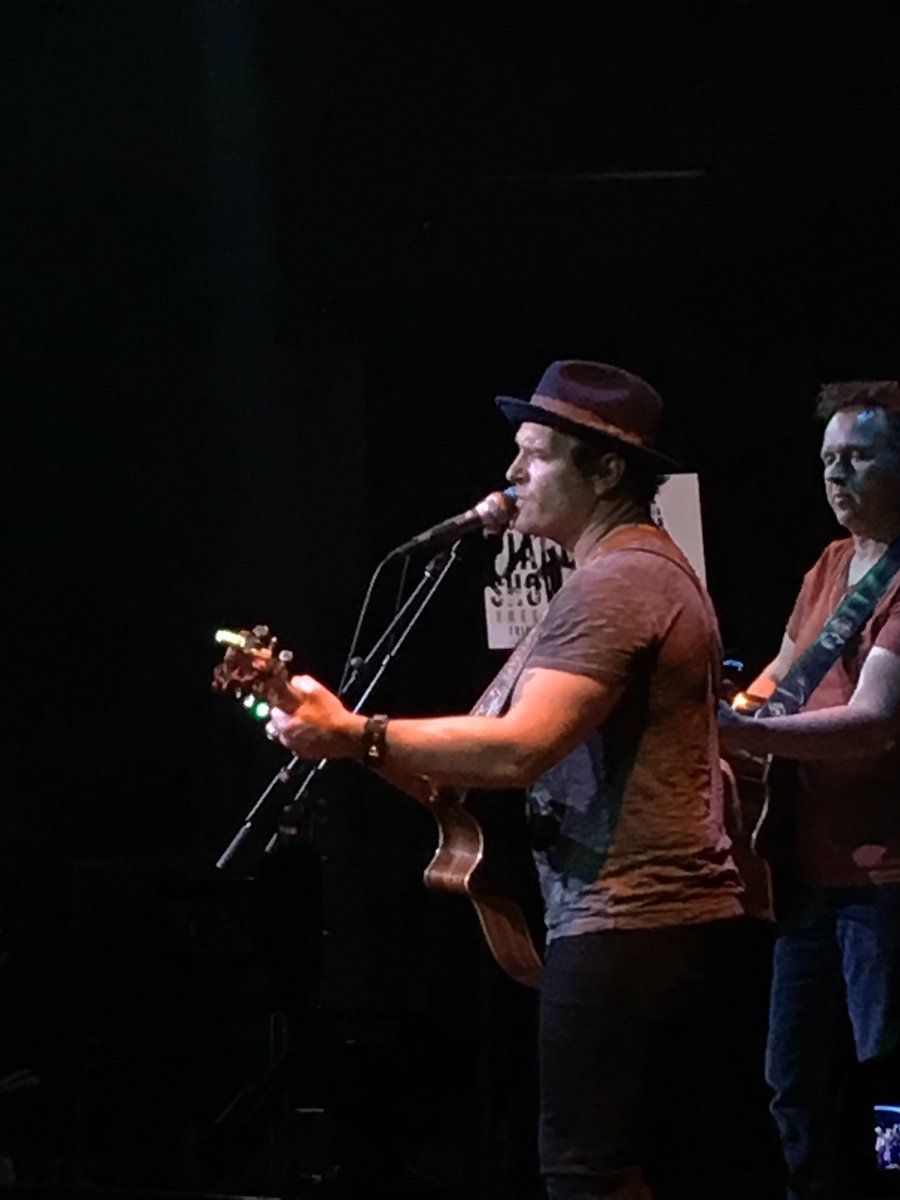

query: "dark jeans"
left=539, top=917, right=776, bottom=1200
left=766, top=883, right=900, bottom=1200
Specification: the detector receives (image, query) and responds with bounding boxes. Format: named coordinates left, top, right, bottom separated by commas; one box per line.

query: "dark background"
left=6, top=1, right=900, bottom=1195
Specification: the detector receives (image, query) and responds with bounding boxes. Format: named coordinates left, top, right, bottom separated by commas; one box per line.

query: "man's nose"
left=506, top=455, right=524, bottom=483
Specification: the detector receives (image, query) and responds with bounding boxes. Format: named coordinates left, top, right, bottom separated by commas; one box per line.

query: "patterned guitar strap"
left=470, top=623, right=544, bottom=718
left=757, top=536, right=900, bottom=721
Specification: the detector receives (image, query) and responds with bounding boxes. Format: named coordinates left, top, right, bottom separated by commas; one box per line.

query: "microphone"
left=388, top=486, right=517, bottom=558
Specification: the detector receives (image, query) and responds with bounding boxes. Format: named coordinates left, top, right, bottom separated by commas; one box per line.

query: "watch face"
left=362, top=715, right=388, bottom=766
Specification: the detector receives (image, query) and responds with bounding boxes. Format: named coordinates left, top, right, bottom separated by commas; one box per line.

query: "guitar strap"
left=758, top=536, right=900, bottom=719
left=471, top=623, right=544, bottom=718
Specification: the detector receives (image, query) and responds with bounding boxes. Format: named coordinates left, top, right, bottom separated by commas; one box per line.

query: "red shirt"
left=787, top=538, right=900, bottom=886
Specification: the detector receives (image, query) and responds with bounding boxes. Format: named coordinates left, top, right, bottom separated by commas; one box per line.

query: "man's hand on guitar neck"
left=717, top=700, right=761, bottom=756
left=266, top=675, right=365, bottom=760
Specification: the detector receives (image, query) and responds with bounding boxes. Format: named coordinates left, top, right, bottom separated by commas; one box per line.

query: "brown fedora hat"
left=495, top=359, right=678, bottom=468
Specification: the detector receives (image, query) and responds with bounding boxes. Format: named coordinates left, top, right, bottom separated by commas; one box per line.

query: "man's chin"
left=511, top=514, right=540, bottom=538
left=829, top=496, right=853, bottom=519
left=510, top=507, right=564, bottom=544
left=831, top=507, right=863, bottom=534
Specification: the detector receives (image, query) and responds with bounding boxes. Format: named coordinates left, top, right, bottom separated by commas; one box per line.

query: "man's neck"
left=850, top=521, right=900, bottom=562
left=572, top=499, right=653, bottom=566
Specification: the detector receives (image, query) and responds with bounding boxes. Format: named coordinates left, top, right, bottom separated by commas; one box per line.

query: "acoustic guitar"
left=212, top=625, right=544, bottom=989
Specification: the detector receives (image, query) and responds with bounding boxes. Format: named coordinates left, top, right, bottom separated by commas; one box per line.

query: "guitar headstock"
left=212, top=625, right=297, bottom=718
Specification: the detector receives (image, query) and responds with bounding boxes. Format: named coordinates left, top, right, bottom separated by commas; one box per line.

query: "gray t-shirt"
left=519, top=527, right=743, bottom=939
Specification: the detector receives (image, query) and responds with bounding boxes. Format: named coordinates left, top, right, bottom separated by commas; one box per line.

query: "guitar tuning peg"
left=279, top=649, right=294, bottom=664
left=252, top=624, right=270, bottom=639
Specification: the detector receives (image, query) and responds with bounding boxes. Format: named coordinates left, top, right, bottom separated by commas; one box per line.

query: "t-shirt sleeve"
left=525, top=552, right=666, bottom=686
left=875, top=591, right=900, bottom=655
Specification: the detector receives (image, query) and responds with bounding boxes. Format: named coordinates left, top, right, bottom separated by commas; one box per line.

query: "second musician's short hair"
left=816, top=380, right=900, bottom=454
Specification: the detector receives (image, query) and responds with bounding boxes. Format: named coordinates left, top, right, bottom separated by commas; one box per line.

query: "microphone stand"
left=215, top=544, right=462, bottom=873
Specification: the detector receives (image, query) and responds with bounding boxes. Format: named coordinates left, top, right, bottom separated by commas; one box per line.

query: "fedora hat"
left=495, top=360, right=677, bottom=468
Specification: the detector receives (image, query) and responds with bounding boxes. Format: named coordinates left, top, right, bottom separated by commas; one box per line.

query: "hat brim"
left=494, top=396, right=680, bottom=470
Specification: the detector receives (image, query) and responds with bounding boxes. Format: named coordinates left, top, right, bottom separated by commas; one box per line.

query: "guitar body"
left=423, top=787, right=544, bottom=990
left=727, top=750, right=800, bottom=920
left=749, top=756, right=799, bottom=868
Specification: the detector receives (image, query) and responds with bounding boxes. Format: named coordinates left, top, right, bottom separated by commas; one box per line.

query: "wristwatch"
left=361, top=713, right=389, bottom=768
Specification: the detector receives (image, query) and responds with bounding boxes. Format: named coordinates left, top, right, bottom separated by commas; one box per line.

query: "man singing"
left=270, top=360, right=745, bottom=1199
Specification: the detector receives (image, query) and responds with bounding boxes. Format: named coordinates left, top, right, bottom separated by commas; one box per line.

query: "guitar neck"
left=262, top=677, right=299, bottom=715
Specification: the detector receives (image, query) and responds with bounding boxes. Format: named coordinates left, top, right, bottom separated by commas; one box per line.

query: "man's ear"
left=593, top=452, right=626, bottom=496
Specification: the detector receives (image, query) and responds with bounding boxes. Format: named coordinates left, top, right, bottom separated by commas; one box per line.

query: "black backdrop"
left=6, top=2, right=900, bottom=1194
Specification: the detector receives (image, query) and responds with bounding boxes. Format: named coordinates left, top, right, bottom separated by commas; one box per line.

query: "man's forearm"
left=271, top=664, right=614, bottom=786
left=369, top=714, right=549, bottom=790
left=729, top=704, right=896, bottom=759
left=744, top=670, right=778, bottom=702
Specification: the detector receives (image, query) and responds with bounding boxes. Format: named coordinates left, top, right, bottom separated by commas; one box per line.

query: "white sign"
left=653, top=472, right=706, bottom=584
left=483, top=473, right=706, bottom=649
